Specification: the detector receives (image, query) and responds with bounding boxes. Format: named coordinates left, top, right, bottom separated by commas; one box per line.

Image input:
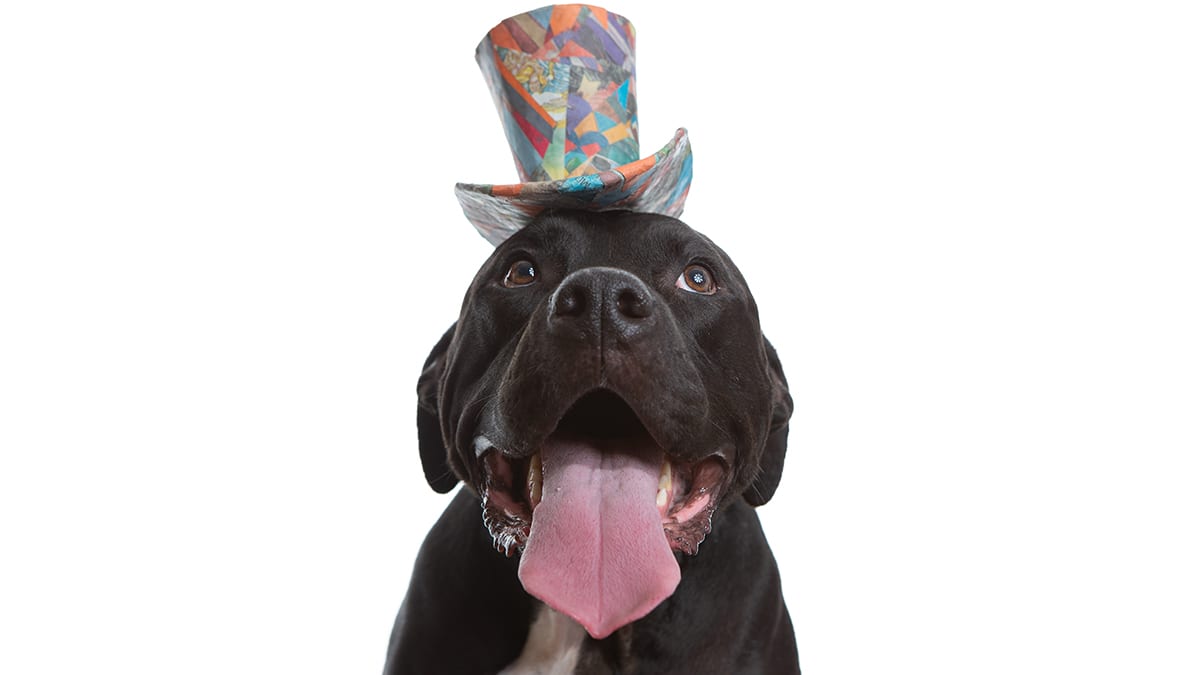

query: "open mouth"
left=476, top=389, right=728, bottom=638
left=478, top=389, right=728, bottom=559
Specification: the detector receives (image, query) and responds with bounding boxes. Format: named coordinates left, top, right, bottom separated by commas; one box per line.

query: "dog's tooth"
left=656, top=460, right=672, bottom=509
left=528, top=453, right=543, bottom=506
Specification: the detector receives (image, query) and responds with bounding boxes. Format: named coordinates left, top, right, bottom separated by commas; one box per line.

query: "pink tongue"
left=518, top=436, right=680, bottom=639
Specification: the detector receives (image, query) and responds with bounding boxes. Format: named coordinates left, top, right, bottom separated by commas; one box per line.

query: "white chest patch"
left=499, top=603, right=587, bottom=675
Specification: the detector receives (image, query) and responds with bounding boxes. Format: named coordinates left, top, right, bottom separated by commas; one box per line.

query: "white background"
left=2, top=1, right=1197, bottom=673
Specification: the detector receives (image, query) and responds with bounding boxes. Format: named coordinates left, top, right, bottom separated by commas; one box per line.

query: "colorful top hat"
left=455, top=4, right=693, bottom=246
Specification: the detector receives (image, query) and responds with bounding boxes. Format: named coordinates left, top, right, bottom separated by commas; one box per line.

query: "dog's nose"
left=549, top=267, right=656, bottom=343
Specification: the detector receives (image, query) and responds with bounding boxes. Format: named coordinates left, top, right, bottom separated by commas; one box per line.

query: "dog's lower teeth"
left=528, top=453, right=543, bottom=507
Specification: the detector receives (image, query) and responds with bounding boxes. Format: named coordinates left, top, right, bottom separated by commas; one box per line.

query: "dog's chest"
left=500, top=603, right=587, bottom=675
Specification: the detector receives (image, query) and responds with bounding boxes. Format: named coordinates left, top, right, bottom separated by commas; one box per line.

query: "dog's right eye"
left=504, top=260, right=537, bottom=287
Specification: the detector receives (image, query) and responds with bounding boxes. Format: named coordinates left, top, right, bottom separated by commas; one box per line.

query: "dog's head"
left=416, top=209, right=791, bottom=637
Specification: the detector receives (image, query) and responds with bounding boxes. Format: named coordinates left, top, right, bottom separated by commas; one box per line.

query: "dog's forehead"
left=502, top=210, right=715, bottom=261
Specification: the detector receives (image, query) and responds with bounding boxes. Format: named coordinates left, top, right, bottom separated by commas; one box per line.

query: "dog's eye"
left=504, top=260, right=537, bottom=287
left=676, top=263, right=716, bottom=295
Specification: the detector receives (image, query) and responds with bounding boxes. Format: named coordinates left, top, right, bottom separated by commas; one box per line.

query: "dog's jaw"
left=474, top=393, right=731, bottom=638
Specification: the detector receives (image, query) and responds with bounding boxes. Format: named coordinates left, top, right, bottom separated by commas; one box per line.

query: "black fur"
left=385, top=210, right=798, bottom=674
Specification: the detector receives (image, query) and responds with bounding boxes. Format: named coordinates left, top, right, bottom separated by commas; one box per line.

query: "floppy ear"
left=744, top=338, right=793, bottom=506
left=417, top=324, right=459, bottom=493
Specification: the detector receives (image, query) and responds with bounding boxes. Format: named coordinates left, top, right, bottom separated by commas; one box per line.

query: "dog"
left=383, top=208, right=799, bottom=674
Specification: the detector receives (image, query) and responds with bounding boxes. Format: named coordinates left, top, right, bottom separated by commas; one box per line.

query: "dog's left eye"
left=504, top=260, right=537, bottom=287
left=676, top=263, right=717, bottom=295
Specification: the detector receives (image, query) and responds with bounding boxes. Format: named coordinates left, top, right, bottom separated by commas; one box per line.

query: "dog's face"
left=417, top=209, right=791, bottom=637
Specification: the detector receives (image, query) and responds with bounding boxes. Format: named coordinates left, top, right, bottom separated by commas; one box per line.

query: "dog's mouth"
left=476, top=389, right=728, bottom=639
left=479, top=390, right=728, bottom=557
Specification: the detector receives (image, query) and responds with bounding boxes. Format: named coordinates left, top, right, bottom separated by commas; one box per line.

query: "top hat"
left=455, top=4, right=693, bottom=246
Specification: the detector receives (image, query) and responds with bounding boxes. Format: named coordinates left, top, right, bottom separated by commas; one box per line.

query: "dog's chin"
left=475, top=389, right=728, bottom=559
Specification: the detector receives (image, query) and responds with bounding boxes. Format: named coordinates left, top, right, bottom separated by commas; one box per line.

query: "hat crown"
left=455, top=4, right=692, bottom=246
left=477, top=4, right=639, bottom=182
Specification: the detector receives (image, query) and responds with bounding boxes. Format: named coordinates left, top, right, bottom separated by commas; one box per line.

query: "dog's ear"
left=417, top=324, right=459, bottom=493
left=744, top=338, right=793, bottom=506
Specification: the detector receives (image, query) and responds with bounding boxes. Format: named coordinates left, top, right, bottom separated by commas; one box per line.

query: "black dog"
left=384, top=209, right=798, bottom=674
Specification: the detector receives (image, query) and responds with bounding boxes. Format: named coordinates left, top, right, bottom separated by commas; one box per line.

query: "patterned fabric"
left=455, top=4, right=693, bottom=246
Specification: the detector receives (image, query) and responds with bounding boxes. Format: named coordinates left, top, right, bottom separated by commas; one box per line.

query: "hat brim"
left=455, top=128, right=693, bottom=246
